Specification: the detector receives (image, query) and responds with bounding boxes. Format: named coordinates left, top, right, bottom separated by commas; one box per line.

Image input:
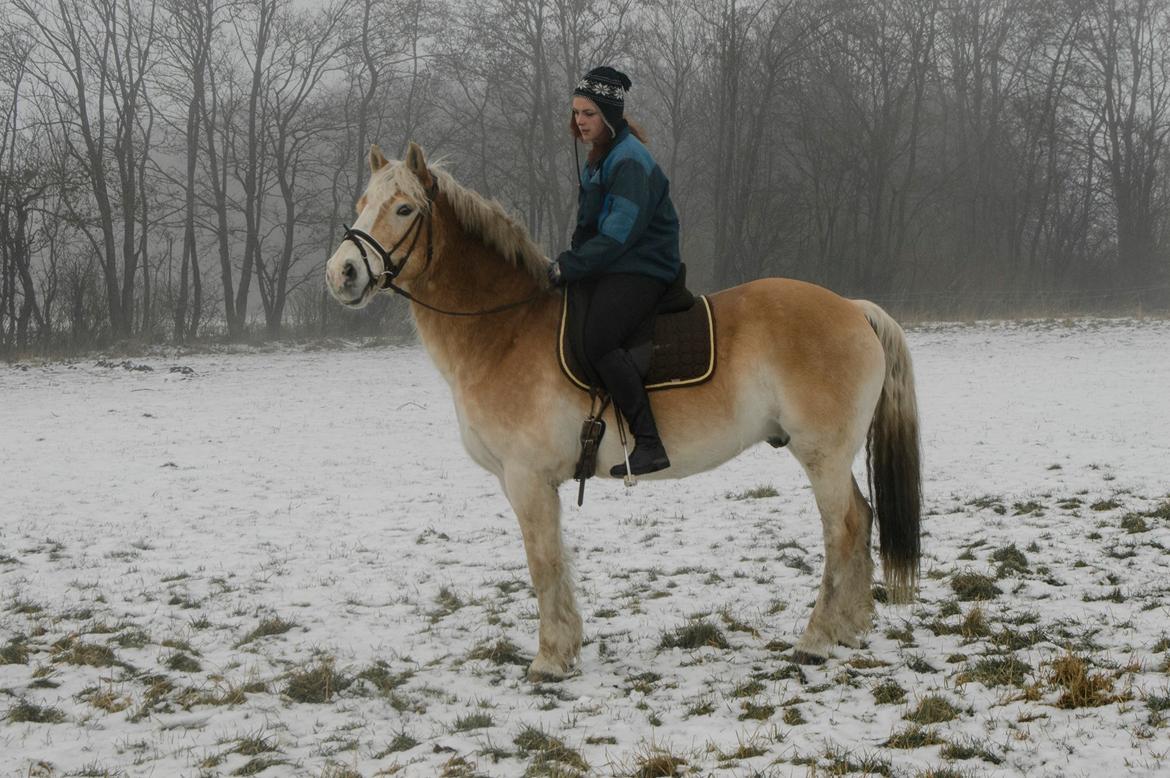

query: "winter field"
left=2, top=318, right=1170, bottom=778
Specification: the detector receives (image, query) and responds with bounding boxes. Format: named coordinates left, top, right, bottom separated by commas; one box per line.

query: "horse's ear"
left=405, top=141, right=432, bottom=186
left=369, top=144, right=389, bottom=174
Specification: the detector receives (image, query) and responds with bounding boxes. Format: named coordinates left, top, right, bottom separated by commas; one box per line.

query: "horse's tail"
left=855, top=299, right=921, bottom=604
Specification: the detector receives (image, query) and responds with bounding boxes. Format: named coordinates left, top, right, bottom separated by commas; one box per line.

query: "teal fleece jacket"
left=556, top=126, right=681, bottom=284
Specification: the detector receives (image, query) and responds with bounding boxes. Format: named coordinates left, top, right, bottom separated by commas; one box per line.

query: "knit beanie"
left=573, top=66, right=632, bottom=138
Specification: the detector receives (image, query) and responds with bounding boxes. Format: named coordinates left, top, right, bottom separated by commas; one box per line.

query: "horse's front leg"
left=502, top=468, right=582, bottom=680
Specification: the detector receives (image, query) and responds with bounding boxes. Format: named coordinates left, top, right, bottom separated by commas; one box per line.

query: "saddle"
left=557, top=264, right=716, bottom=393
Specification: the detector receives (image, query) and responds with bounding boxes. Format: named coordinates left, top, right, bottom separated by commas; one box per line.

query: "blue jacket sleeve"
left=556, top=159, right=652, bottom=282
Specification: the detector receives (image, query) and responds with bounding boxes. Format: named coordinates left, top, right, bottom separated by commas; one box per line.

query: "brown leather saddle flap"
left=558, top=280, right=716, bottom=393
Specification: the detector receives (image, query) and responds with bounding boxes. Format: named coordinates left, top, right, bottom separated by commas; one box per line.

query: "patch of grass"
left=234, top=732, right=278, bottom=756
left=166, top=652, right=202, bottom=673
left=236, top=616, right=295, bottom=647
left=883, top=725, right=945, bottom=749
left=453, top=711, right=493, bottom=731
left=114, top=628, right=151, bottom=649
left=1147, top=690, right=1170, bottom=713
left=467, top=638, right=527, bottom=667
left=822, top=745, right=893, bottom=776
left=992, top=625, right=1047, bottom=651
left=1140, top=499, right=1170, bottom=519
left=626, top=671, right=662, bottom=695
left=1, top=639, right=30, bottom=665
left=905, top=695, right=960, bottom=724
left=283, top=659, right=351, bottom=704
left=967, top=496, right=1005, bottom=514
left=629, top=748, right=688, bottom=777
left=356, top=661, right=413, bottom=695
left=231, top=756, right=285, bottom=776
left=738, top=701, right=774, bottom=720
left=1049, top=653, right=1123, bottom=708
left=1091, top=498, right=1121, bottom=511
left=905, top=654, right=938, bottom=674
left=56, top=640, right=120, bottom=668
left=729, top=485, right=779, bottom=500
left=1012, top=500, right=1044, bottom=516
left=719, top=609, right=759, bottom=636
left=431, top=586, right=465, bottom=621
left=731, top=679, right=764, bottom=698
left=375, top=728, right=419, bottom=757
left=990, top=544, right=1029, bottom=577
left=1120, top=514, right=1150, bottom=533
left=872, top=679, right=906, bottom=704
left=782, top=706, right=806, bottom=725
left=10, top=598, right=44, bottom=614
left=79, top=684, right=132, bottom=713
left=941, top=736, right=1004, bottom=764
left=513, top=725, right=588, bottom=773
left=716, top=740, right=767, bottom=761
left=957, top=656, right=1032, bottom=688
left=950, top=572, right=1002, bottom=601
left=5, top=698, right=66, bottom=723
left=585, top=734, right=618, bottom=745
left=959, top=607, right=991, bottom=639
left=659, top=620, right=729, bottom=650
left=684, top=696, right=715, bottom=717
left=849, top=656, right=890, bottom=669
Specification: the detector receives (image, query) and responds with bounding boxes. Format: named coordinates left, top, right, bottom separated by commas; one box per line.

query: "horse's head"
left=325, top=142, right=436, bottom=308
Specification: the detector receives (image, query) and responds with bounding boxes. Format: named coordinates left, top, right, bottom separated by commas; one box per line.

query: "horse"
left=324, top=142, right=922, bottom=679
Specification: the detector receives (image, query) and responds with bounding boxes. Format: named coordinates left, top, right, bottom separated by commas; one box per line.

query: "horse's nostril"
left=343, top=262, right=356, bottom=282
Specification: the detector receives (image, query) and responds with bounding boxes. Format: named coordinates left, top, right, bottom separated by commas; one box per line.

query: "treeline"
left=2, top=0, right=1168, bottom=353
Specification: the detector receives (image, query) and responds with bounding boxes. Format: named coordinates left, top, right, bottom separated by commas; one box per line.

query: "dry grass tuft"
left=1048, top=653, right=1125, bottom=708
left=905, top=694, right=960, bottom=724
left=284, top=659, right=351, bottom=704
left=950, top=572, right=1002, bottom=601
left=5, top=698, right=66, bottom=723
left=659, top=620, right=729, bottom=650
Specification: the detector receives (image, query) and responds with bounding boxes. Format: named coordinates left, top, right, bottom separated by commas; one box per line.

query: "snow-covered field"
left=2, top=318, right=1169, bottom=778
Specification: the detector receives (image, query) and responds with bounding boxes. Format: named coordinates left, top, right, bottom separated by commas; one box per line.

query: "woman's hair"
left=568, top=115, right=648, bottom=164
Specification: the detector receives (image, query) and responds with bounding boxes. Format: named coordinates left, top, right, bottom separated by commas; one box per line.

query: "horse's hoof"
left=791, top=650, right=827, bottom=666
left=527, top=655, right=574, bottom=682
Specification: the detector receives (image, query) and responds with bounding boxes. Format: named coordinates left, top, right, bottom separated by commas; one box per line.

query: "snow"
left=2, top=318, right=1169, bottom=777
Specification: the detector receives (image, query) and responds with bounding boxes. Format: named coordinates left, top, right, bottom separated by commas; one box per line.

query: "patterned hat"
left=573, top=66, right=632, bottom=137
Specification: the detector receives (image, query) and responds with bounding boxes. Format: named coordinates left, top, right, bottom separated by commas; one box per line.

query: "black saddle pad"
left=558, top=268, right=716, bottom=393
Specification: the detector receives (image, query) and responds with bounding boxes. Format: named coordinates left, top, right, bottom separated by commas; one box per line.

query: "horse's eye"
left=396, top=204, right=413, bottom=216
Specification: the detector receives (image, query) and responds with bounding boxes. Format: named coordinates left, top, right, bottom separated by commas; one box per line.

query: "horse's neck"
left=409, top=208, right=545, bottom=386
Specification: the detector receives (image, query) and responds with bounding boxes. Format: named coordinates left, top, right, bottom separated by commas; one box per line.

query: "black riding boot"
left=594, top=348, right=671, bottom=477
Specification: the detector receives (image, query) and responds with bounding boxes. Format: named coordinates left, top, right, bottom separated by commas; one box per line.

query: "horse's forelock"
left=365, top=160, right=430, bottom=211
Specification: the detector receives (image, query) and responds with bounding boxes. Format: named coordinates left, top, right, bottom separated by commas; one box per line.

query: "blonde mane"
left=378, top=160, right=550, bottom=281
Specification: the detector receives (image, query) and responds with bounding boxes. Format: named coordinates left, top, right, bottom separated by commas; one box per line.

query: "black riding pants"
left=582, top=273, right=667, bottom=367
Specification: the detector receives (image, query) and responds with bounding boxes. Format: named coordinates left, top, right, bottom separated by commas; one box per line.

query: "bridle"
left=340, top=179, right=543, bottom=318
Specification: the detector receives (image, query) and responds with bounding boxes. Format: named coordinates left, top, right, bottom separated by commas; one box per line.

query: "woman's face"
left=572, top=96, right=607, bottom=144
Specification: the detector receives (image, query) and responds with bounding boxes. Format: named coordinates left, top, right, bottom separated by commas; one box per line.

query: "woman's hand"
left=546, top=260, right=565, bottom=288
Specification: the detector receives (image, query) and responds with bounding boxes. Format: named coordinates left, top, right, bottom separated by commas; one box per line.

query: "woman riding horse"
left=547, top=66, right=679, bottom=477
left=324, top=136, right=921, bottom=679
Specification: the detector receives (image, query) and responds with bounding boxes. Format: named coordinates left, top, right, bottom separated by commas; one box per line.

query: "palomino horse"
left=325, top=143, right=922, bottom=678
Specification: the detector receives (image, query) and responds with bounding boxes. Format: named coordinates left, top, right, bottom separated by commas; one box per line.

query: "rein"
left=342, top=181, right=544, bottom=318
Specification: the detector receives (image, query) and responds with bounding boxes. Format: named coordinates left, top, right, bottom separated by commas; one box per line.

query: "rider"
left=546, top=66, right=681, bottom=477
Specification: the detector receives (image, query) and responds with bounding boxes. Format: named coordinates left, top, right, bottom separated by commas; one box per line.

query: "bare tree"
left=1080, top=0, right=1170, bottom=300
left=256, top=2, right=345, bottom=336
left=13, top=0, right=160, bottom=338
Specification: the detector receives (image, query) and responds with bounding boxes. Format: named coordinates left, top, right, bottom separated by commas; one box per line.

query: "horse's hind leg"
left=502, top=468, right=583, bottom=680
left=792, top=459, right=875, bottom=664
